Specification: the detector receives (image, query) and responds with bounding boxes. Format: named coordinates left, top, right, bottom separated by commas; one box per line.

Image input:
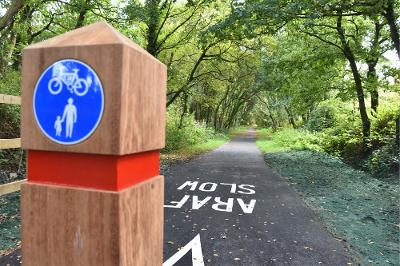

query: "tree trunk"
left=384, top=0, right=400, bottom=59
left=0, top=31, right=16, bottom=72
left=10, top=4, right=32, bottom=69
left=284, top=105, right=296, bottom=128
left=178, top=93, right=188, bottom=129
left=166, top=49, right=209, bottom=107
left=370, top=89, right=379, bottom=114
left=213, top=105, right=220, bottom=131
left=206, top=107, right=212, bottom=126
left=337, top=14, right=370, bottom=141
left=366, top=21, right=382, bottom=115
left=267, top=108, right=277, bottom=130
left=146, top=0, right=161, bottom=56
left=214, top=87, right=230, bottom=131
left=0, top=0, right=24, bottom=32
left=75, top=0, right=91, bottom=29
left=226, top=102, right=243, bottom=129
left=346, top=52, right=371, bottom=140
left=367, top=62, right=379, bottom=114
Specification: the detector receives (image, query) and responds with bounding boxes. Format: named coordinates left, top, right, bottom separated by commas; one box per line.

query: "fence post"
left=20, top=22, right=166, bottom=265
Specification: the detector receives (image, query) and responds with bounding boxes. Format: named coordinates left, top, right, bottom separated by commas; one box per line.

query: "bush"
left=316, top=104, right=366, bottom=164
left=370, top=102, right=399, bottom=145
left=307, top=104, right=337, bottom=132
left=164, top=107, right=214, bottom=152
left=0, top=70, right=23, bottom=173
left=367, top=140, right=399, bottom=178
left=261, top=98, right=399, bottom=178
left=273, top=128, right=325, bottom=152
left=0, top=104, right=20, bottom=138
left=321, top=124, right=364, bottom=161
left=304, top=101, right=369, bottom=164
left=0, top=70, right=21, bottom=138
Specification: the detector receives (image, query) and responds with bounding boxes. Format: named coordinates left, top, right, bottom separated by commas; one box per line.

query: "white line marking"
left=163, top=234, right=205, bottom=266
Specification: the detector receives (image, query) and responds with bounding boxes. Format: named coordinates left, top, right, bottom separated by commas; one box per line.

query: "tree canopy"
left=0, top=0, right=399, bottom=135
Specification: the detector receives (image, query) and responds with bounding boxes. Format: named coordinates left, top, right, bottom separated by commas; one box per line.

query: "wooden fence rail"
left=0, top=179, right=27, bottom=196
left=0, top=94, right=23, bottom=196
left=0, top=138, right=21, bottom=149
left=0, top=94, right=21, bottom=105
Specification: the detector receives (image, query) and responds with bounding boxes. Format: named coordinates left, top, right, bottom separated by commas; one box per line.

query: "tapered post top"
left=21, top=22, right=167, bottom=155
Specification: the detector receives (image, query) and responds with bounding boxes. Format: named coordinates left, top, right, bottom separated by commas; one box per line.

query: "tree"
left=125, top=0, right=209, bottom=57
left=0, top=0, right=24, bottom=32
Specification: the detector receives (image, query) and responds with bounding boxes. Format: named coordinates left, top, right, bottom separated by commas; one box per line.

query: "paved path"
left=1, top=130, right=352, bottom=265
left=163, top=130, right=352, bottom=265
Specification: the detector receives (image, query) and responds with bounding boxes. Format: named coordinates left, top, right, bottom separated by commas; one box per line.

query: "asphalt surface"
left=0, top=130, right=352, bottom=265
left=163, top=130, right=352, bottom=265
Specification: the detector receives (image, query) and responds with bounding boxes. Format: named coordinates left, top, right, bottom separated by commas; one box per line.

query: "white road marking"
left=163, top=234, right=205, bottom=266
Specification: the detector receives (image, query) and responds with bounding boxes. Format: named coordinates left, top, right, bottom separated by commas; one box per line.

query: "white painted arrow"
left=163, top=234, right=205, bottom=266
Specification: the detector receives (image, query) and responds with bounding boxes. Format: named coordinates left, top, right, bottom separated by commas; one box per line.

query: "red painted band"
left=27, top=150, right=160, bottom=191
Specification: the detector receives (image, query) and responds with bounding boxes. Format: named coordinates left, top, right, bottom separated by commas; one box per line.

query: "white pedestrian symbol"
left=54, top=116, right=62, bottom=136
left=55, top=98, right=77, bottom=138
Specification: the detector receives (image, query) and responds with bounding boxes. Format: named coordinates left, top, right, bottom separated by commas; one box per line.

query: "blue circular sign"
left=33, top=59, right=104, bottom=145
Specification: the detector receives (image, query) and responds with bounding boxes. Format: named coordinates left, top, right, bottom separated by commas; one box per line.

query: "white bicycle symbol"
left=48, top=68, right=89, bottom=96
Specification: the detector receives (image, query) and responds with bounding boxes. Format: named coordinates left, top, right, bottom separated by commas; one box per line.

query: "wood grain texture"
left=120, top=44, right=166, bottom=154
left=0, top=138, right=21, bottom=149
left=0, top=94, right=21, bottom=105
left=119, top=176, right=164, bottom=265
left=21, top=22, right=166, bottom=155
left=21, top=175, right=164, bottom=266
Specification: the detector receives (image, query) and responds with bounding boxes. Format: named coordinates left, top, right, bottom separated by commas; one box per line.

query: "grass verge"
left=227, top=126, right=249, bottom=138
left=257, top=129, right=400, bottom=265
left=161, top=127, right=248, bottom=164
left=161, top=136, right=229, bottom=164
left=256, top=128, right=287, bottom=153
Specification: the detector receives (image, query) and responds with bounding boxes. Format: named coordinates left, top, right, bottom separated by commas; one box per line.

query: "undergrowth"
left=162, top=106, right=246, bottom=163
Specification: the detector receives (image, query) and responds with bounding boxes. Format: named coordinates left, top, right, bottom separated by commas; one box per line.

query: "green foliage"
left=367, top=140, right=399, bottom=178
left=301, top=100, right=368, bottom=165
left=256, top=139, right=287, bottom=153
left=371, top=99, right=399, bottom=143
left=273, top=128, right=324, bottom=151
left=0, top=104, right=20, bottom=139
left=256, top=128, right=273, bottom=139
left=227, top=126, right=249, bottom=138
left=257, top=128, right=324, bottom=153
left=0, top=0, right=398, bottom=260
left=258, top=98, right=400, bottom=178
left=320, top=118, right=365, bottom=163
left=256, top=128, right=287, bottom=152
left=0, top=69, right=23, bottom=173
left=164, top=107, right=214, bottom=152
left=0, top=70, right=21, bottom=138
left=0, top=0, right=397, bottom=172
left=306, top=104, right=337, bottom=132
left=0, top=69, right=20, bottom=95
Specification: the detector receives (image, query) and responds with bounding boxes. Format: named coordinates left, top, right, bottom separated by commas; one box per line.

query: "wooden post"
left=20, top=22, right=166, bottom=266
